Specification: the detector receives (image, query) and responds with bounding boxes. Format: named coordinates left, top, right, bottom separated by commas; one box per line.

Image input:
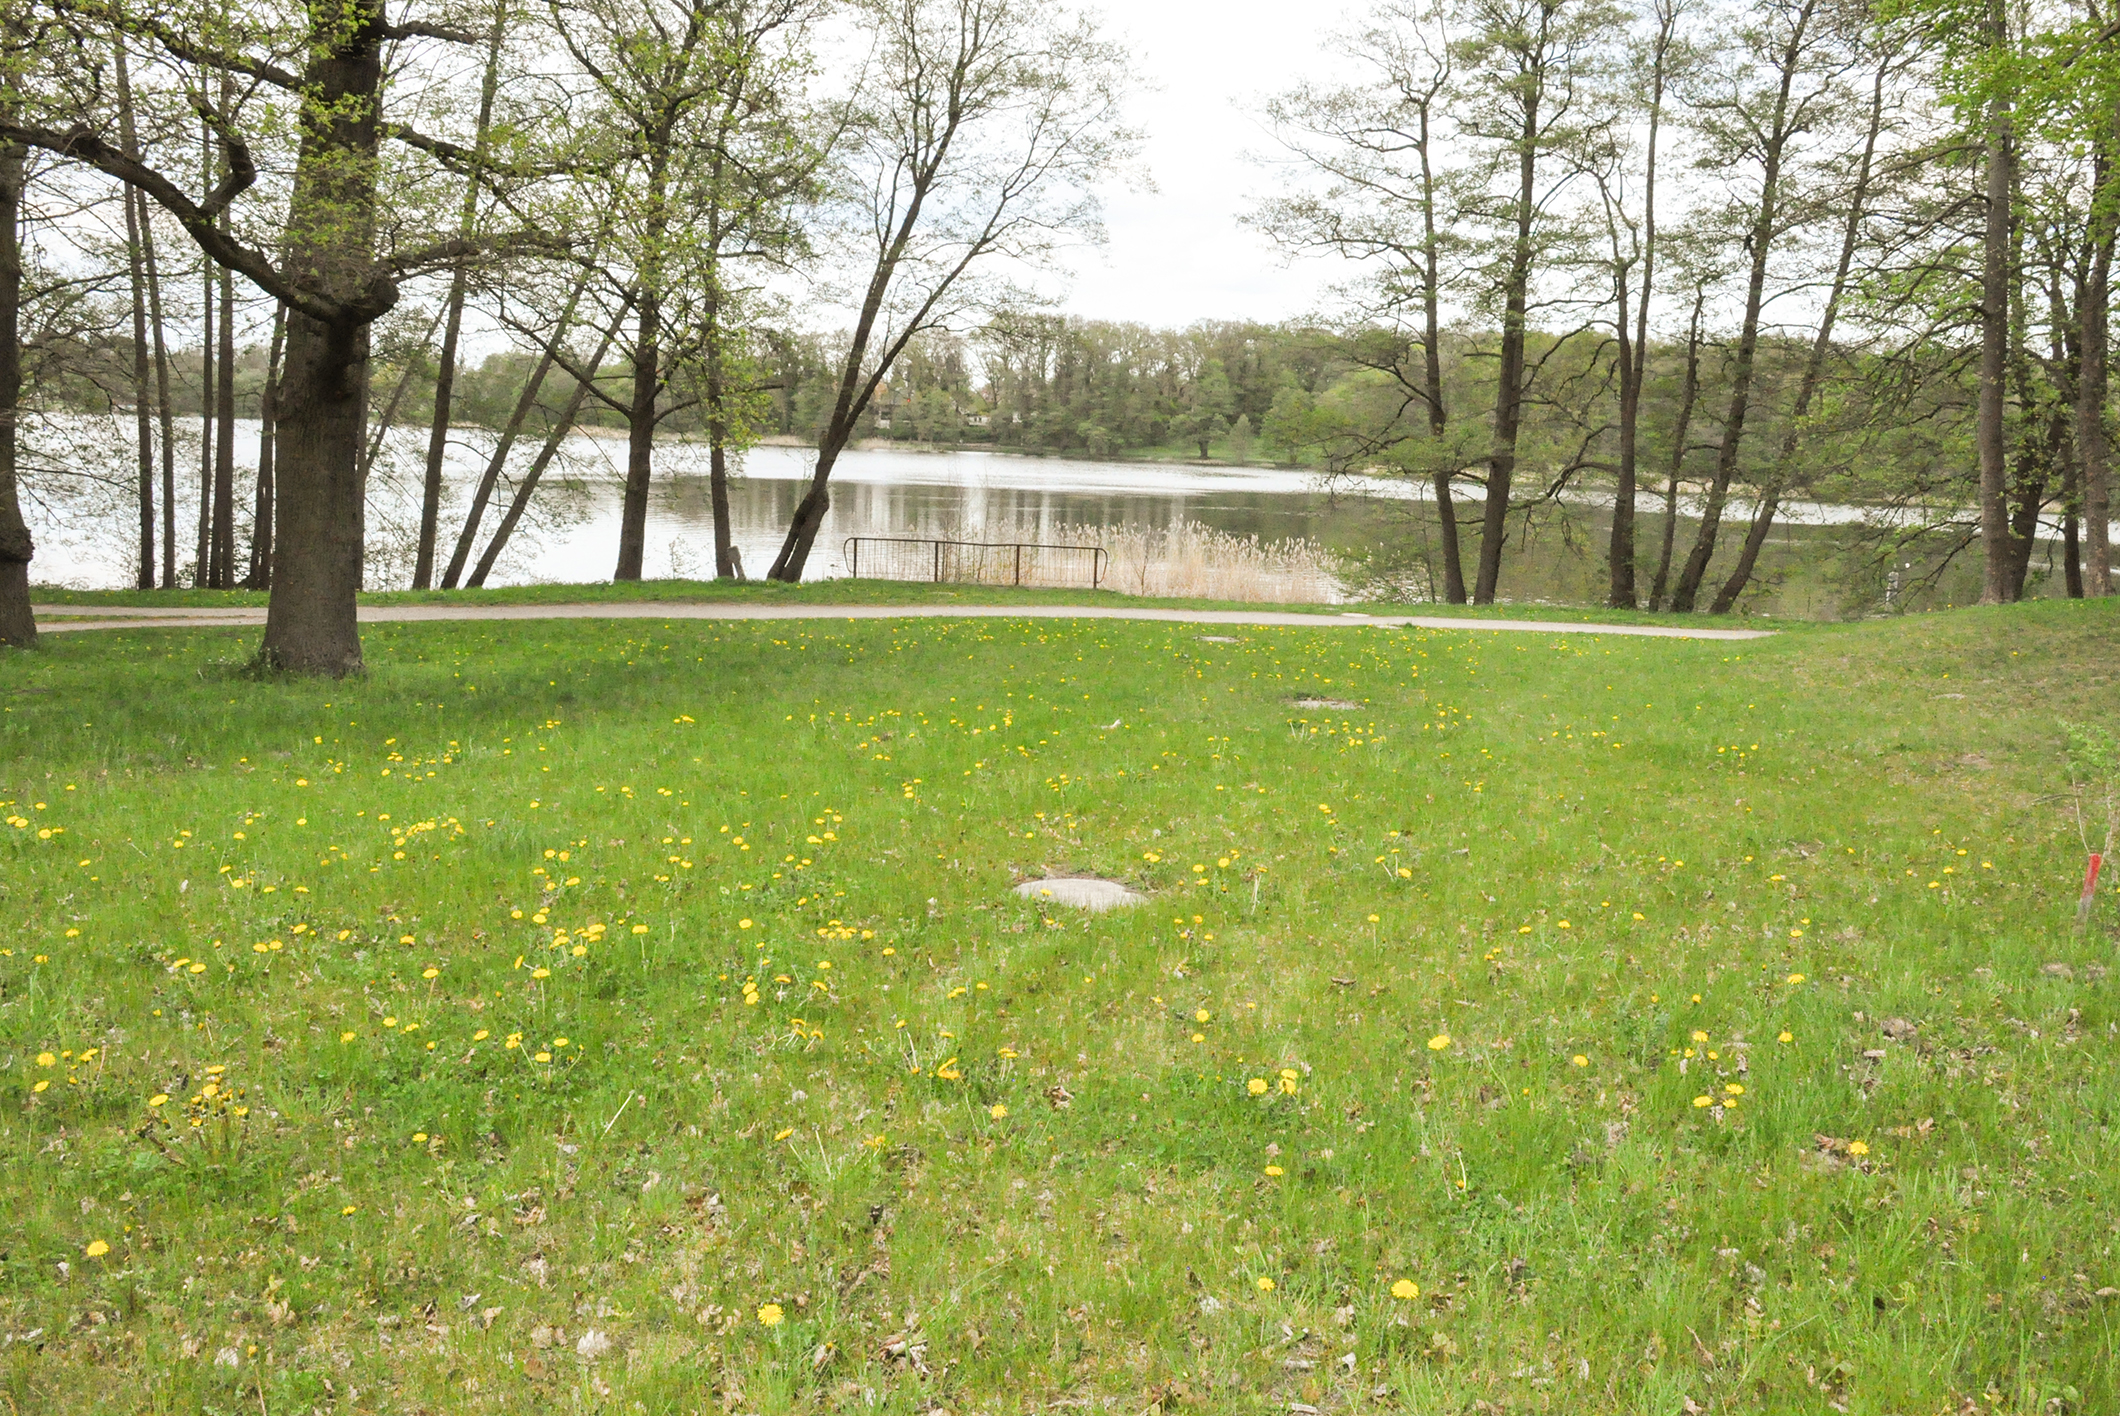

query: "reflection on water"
left=26, top=426, right=1370, bottom=590
left=22, top=418, right=2089, bottom=616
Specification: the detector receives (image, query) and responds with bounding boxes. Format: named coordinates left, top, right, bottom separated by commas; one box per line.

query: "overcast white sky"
left=1051, top=0, right=1362, bottom=328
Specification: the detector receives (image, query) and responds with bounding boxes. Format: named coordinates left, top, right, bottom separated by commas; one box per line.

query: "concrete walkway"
left=30, top=601, right=1774, bottom=640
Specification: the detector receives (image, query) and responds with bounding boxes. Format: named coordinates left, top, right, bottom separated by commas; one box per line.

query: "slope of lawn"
left=25, top=576, right=1802, bottom=630
left=0, top=599, right=2114, bottom=1415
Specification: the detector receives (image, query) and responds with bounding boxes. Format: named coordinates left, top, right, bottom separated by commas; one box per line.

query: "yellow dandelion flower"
left=148, top=1094, right=169, bottom=1108
left=84, top=1240, right=109, bottom=1258
left=1426, top=1034, right=1451, bottom=1051
left=989, top=1104, right=1008, bottom=1119
left=757, top=1303, right=784, bottom=1326
left=1390, top=1279, right=1419, bottom=1300
left=1848, top=1139, right=1869, bottom=1157
left=1264, top=1164, right=1284, bottom=1176
left=1255, top=1277, right=1275, bottom=1292
left=1777, top=1030, right=1793, bottom=1043
left=1247, top=1078, right=1269, bottom=1095
left=1570, top=1055, right=1588, bottom=1067
left=774, top=1128, right=794, bottom=1141
left=1692, top=1096, right=1713, bottom=1108
left=1194, top=1008, right=1210, bottom=1023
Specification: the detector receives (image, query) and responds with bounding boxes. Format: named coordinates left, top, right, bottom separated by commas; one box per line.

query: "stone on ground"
left=1013, top=877, right=1144, bottom=912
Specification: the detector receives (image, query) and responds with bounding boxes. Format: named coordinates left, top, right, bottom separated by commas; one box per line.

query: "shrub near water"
left=1, top=602, right=2116, bottom=1414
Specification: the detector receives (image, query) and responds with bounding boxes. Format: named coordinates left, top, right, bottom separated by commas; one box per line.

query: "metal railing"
left=843, top=536, right=1109, bottom=590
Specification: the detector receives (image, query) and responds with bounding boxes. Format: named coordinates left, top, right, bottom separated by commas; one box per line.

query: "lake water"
left=22, top=417, right=2098, bottom=615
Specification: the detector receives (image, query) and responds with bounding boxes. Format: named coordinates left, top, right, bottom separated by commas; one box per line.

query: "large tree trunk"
left=1648, top=287, right=1704, bottom=612
left=1474, top=87, right=1542, bottom=605
left=263, top=315, right=368, bottom=672
left=443, top=278, right=589, bottom=588
left=615, top=288, right=660, bottom=581
left=0, top=135, right=34, bottom=647
left=247, top=304, right=284, bottom=588
left=256, top=0, right=388, bottom=676
left=2080, top=123, right=2115, bottom=597
left=1976, top=0, right=2015, bottom=603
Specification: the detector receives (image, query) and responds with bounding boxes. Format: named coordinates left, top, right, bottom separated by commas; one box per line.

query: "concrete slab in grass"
left=1013, top=878, right=1145, bottom=912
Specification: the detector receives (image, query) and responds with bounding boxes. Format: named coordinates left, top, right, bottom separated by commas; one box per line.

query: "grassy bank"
left=0, top=599, right=2113, bottom=1413
left=27, top=577, right=1812, bottom=631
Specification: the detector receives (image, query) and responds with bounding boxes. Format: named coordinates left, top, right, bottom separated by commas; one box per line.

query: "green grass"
left=1, top=599, right=2114, bottom=1414
left=27, top=576, right=1816, bottom=630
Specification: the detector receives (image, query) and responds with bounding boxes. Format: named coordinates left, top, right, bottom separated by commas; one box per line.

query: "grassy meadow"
left=2, top=597, right=2117, bottom=1414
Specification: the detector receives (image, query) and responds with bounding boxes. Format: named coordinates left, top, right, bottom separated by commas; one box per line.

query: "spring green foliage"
left=2, top=600, right=2117, bottom=1412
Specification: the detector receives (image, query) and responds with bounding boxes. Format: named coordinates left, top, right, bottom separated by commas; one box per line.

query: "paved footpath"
left=30, top=601, right=1773, bottom=640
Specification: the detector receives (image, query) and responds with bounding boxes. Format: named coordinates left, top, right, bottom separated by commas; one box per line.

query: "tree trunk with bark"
left=140, top=180, right=177, bottom=589
left=114, top=45, right=158, bottom=589
left=413, top=22, right=503, bottom=591
left=196, top=242, right=215, bottom=585
left=256, top=2, right=390, bottom=676
left=704, top=296, right=738, bottom=578
left=0, top=134, right=34, bottom=647
left=2080, top=119, right=2115, bottom=597
left=1648, top=286, right=1704, bottom=612
left=1976, top=0, right=2016, bottom=604
left=247, top=304, right=284, bottom=588
left=615, top=286, right=660, bottom=581
left=469, top=305, right=627, bottom=587
left=1415, top=100, right=1463, bottom=604
left=1669, top=1, right=1815, bottom=612
left=443, top=278, right=589, bottom=588
left=125, top=185, right=156, bottom=588
left=1608, top=1, right=1674, bottom=610
left=212, top=258, right=237, bottom=587
left=1474, top=89, right=1542, bottom=605
left=1710, top=45, right=1891, bottom=614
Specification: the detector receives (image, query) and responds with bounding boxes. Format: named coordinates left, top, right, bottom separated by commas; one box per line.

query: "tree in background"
left=765, top=0, right=1139, bottom=581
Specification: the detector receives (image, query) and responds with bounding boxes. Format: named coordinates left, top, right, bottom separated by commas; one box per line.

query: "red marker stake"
left=2078, top=852, right=2104, bottom=928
